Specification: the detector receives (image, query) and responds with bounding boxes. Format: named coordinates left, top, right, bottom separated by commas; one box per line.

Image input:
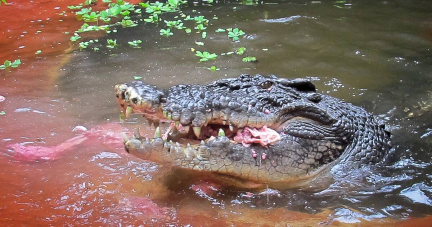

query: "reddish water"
left=1, top=0, right=431, bottom=226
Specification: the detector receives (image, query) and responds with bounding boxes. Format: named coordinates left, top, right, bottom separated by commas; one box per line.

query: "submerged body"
left=115, top=74, right=391, bottom=189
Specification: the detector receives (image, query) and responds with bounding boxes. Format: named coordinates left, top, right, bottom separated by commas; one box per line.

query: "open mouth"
left=125, top=109, right=282, bottom=150
left=114, top=81, right=284, bottom=149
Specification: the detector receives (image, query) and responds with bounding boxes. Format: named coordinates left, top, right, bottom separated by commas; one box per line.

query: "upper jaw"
left=115, top=81, right=165, bottom=118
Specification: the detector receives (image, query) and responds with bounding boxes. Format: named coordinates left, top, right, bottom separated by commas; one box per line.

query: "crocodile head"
left=115, top=74, right=391, bottom=189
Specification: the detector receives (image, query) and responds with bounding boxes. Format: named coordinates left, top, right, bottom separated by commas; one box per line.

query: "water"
left=1, top=0, right=432, bottom=225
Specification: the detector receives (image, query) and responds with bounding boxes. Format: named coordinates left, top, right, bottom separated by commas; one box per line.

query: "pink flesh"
left=234, top=126, right=281, bottom=147
left=7, top=123, right=125, bottom=162
left=119, top=196, right=173, bottom=219
left=82, top=123, right=125, bottom=150
left=8, top=135, right=88, bottom=161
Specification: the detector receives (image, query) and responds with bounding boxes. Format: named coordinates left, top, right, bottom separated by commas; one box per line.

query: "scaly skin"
left=115, top=74, right=391, bottom=189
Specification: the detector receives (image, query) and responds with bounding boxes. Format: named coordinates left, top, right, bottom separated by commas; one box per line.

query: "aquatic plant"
left=75, top=7, right=92, bottom=16
left=67, top=5, right=83, bottom=10
left=144, top=14, right=159, bottom=23
left=194, top=16, right=209, bottom=25
left=242, top=56, right=257, bottom=62
left=166, top=0, right=186, bottom=9
left=208, top=65, right=219, bottom=72
left=128, top=40, right=142, bottom=48
left=236, top=47, right=246, bottom=55
left=0, top=59, right=21, bottom=70
left=82, top=11, right=99, bottom=22
left=195, top=51, right=217, bottom=62
left=107, top=39, right=118, bottom=48
left=227, top=28, right=245, bottom=41
left=160, top=28, right=173, bottom=37
left=194, top=24, right=207, bottom=32
left=85, top=0, right=97, bottom=5
left=79, top=41, right=89, bottom=49
left=164, top=20, right=185, bottom=29
left=70, top=34, right=81, bottom=42
left=121, top=19, right=137, bottom=27
left=66, top=0, right=257, bottom=67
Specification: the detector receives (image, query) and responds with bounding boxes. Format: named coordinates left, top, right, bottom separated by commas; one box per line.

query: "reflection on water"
left=1, top=0, right=432, bottom=225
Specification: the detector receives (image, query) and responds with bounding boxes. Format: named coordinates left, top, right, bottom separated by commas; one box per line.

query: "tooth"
left=125, top=106, right=133, bottom=118
left=218, top=128, right=225, bottom=137
left=229, top=125, right=234, bottom=132
left=222, top=120, right=227, bottom=125
left=183, top=125, right=190, bottom=133
left=201, top=140, right=205, bottom=146
left=163, top=110, right=168, bottom=117
left=121, top=133, right=129, bottom=143
left=134, top=128, right=141, bottom=138
left=193, top=126, right=201, bottom=138
left=154, top=127, right=161, bottom=138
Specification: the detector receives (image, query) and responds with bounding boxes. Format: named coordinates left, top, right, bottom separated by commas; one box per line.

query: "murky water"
left=1, top=0, right=432, bottom=225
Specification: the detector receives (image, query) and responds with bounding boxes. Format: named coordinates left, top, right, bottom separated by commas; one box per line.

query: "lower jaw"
left=160, top=166, right=331, bottom=190
left=125, top=137, right=332, bottom=190
left=123, top=119, right=336, bottom=189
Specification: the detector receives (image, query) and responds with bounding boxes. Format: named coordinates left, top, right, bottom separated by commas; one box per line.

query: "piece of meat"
left=7, top=123, right=126, bottom=162
left=234, top=126, right=281, bottom=147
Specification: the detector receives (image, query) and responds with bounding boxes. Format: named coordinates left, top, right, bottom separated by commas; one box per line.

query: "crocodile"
left=115, top=74, right=391, bottom=189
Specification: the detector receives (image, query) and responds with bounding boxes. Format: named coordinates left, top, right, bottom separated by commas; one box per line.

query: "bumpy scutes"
left=115, top=74, right=391, bottom=189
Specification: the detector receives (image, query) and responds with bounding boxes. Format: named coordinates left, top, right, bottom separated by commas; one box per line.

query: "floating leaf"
left=242, top=56, right=257, bottom=62
left=236, top=47, right=246, bottom=55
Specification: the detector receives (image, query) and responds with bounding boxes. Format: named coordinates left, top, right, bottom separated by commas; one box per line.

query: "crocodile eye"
left=131, top=98, right=138, bottom=104
left=260, top=81, right=273, bottom=89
